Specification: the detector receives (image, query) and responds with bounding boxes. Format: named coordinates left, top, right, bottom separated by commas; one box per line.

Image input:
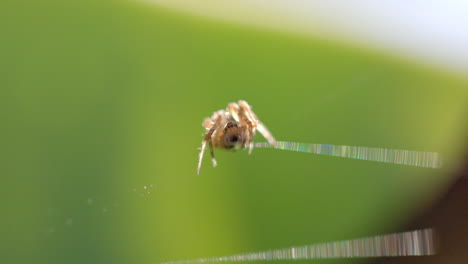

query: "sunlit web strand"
left=254, top=141, right=442, bottom=169
left=158, top=228, right=435, bottom=264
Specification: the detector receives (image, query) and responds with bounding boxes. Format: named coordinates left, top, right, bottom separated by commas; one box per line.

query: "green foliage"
left=1, top=1, right=467, bottom=264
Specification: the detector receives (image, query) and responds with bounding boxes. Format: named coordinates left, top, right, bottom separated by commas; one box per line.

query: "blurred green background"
left=1, top=1, right=468, bottom=264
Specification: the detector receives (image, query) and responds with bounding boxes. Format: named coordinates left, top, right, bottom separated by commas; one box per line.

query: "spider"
left=197, top=100, right=276, bottom=174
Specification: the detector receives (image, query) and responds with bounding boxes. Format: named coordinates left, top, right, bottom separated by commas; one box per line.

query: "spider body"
left=197, top=100, right=276, bottom=174
left=215, top=121, right=247, bottom=149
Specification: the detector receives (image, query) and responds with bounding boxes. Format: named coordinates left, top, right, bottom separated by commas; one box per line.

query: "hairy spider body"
left=197, top=100, right=276, bottom=174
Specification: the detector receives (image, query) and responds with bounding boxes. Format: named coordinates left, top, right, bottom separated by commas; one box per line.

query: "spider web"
left=157, top=228, right=435, bottom=264
left=254, top=141, right=442, bottom=169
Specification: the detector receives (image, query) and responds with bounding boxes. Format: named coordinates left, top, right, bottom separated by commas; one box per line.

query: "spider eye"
left=231, top=136, right=238, bottom=142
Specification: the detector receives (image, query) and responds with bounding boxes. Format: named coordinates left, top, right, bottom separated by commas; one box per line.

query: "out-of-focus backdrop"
left=1, top=1, right=467, bottom=264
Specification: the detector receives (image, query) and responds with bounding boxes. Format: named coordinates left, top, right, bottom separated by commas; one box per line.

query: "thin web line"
left=157, top=228, right=435, bottom=264
left=254, top=141, right=442, bottom=168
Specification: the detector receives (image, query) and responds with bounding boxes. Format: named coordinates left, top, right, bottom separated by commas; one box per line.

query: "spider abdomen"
left=222, top=122, right=247, bottom=149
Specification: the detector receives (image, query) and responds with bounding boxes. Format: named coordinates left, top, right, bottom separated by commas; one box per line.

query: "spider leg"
left=208, top=138, right=217, bottom=167
left=197, top=140, right=207, bottom=175
left=198, top=130, right=217, bottom=175
left=228, top=102, right=255, bottom=152
left=227, top=103, right=240, bottom=122
left=237, top=101, right=257, bottom=154
left=198, top=112, right=223, bottom=174
left=238, top=100, right=257, bottom=127
left=238, top=100, right=276, bottom=149
left=247, top=141, right=254, bottom=154
left=256, top=122, right=277, bottom=147
left=203, top=117, right=214, bottom=130
left=209, top=110, right=227, bottom=166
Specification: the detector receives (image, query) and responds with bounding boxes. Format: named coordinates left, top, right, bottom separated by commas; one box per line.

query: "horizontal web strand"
left=158, top=228, right=435, bottom=264
left=254, top=141, right=442, bottom=168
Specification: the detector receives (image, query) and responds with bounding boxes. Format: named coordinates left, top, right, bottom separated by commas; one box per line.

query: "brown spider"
left=197, top=100, right=276, bottom=174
